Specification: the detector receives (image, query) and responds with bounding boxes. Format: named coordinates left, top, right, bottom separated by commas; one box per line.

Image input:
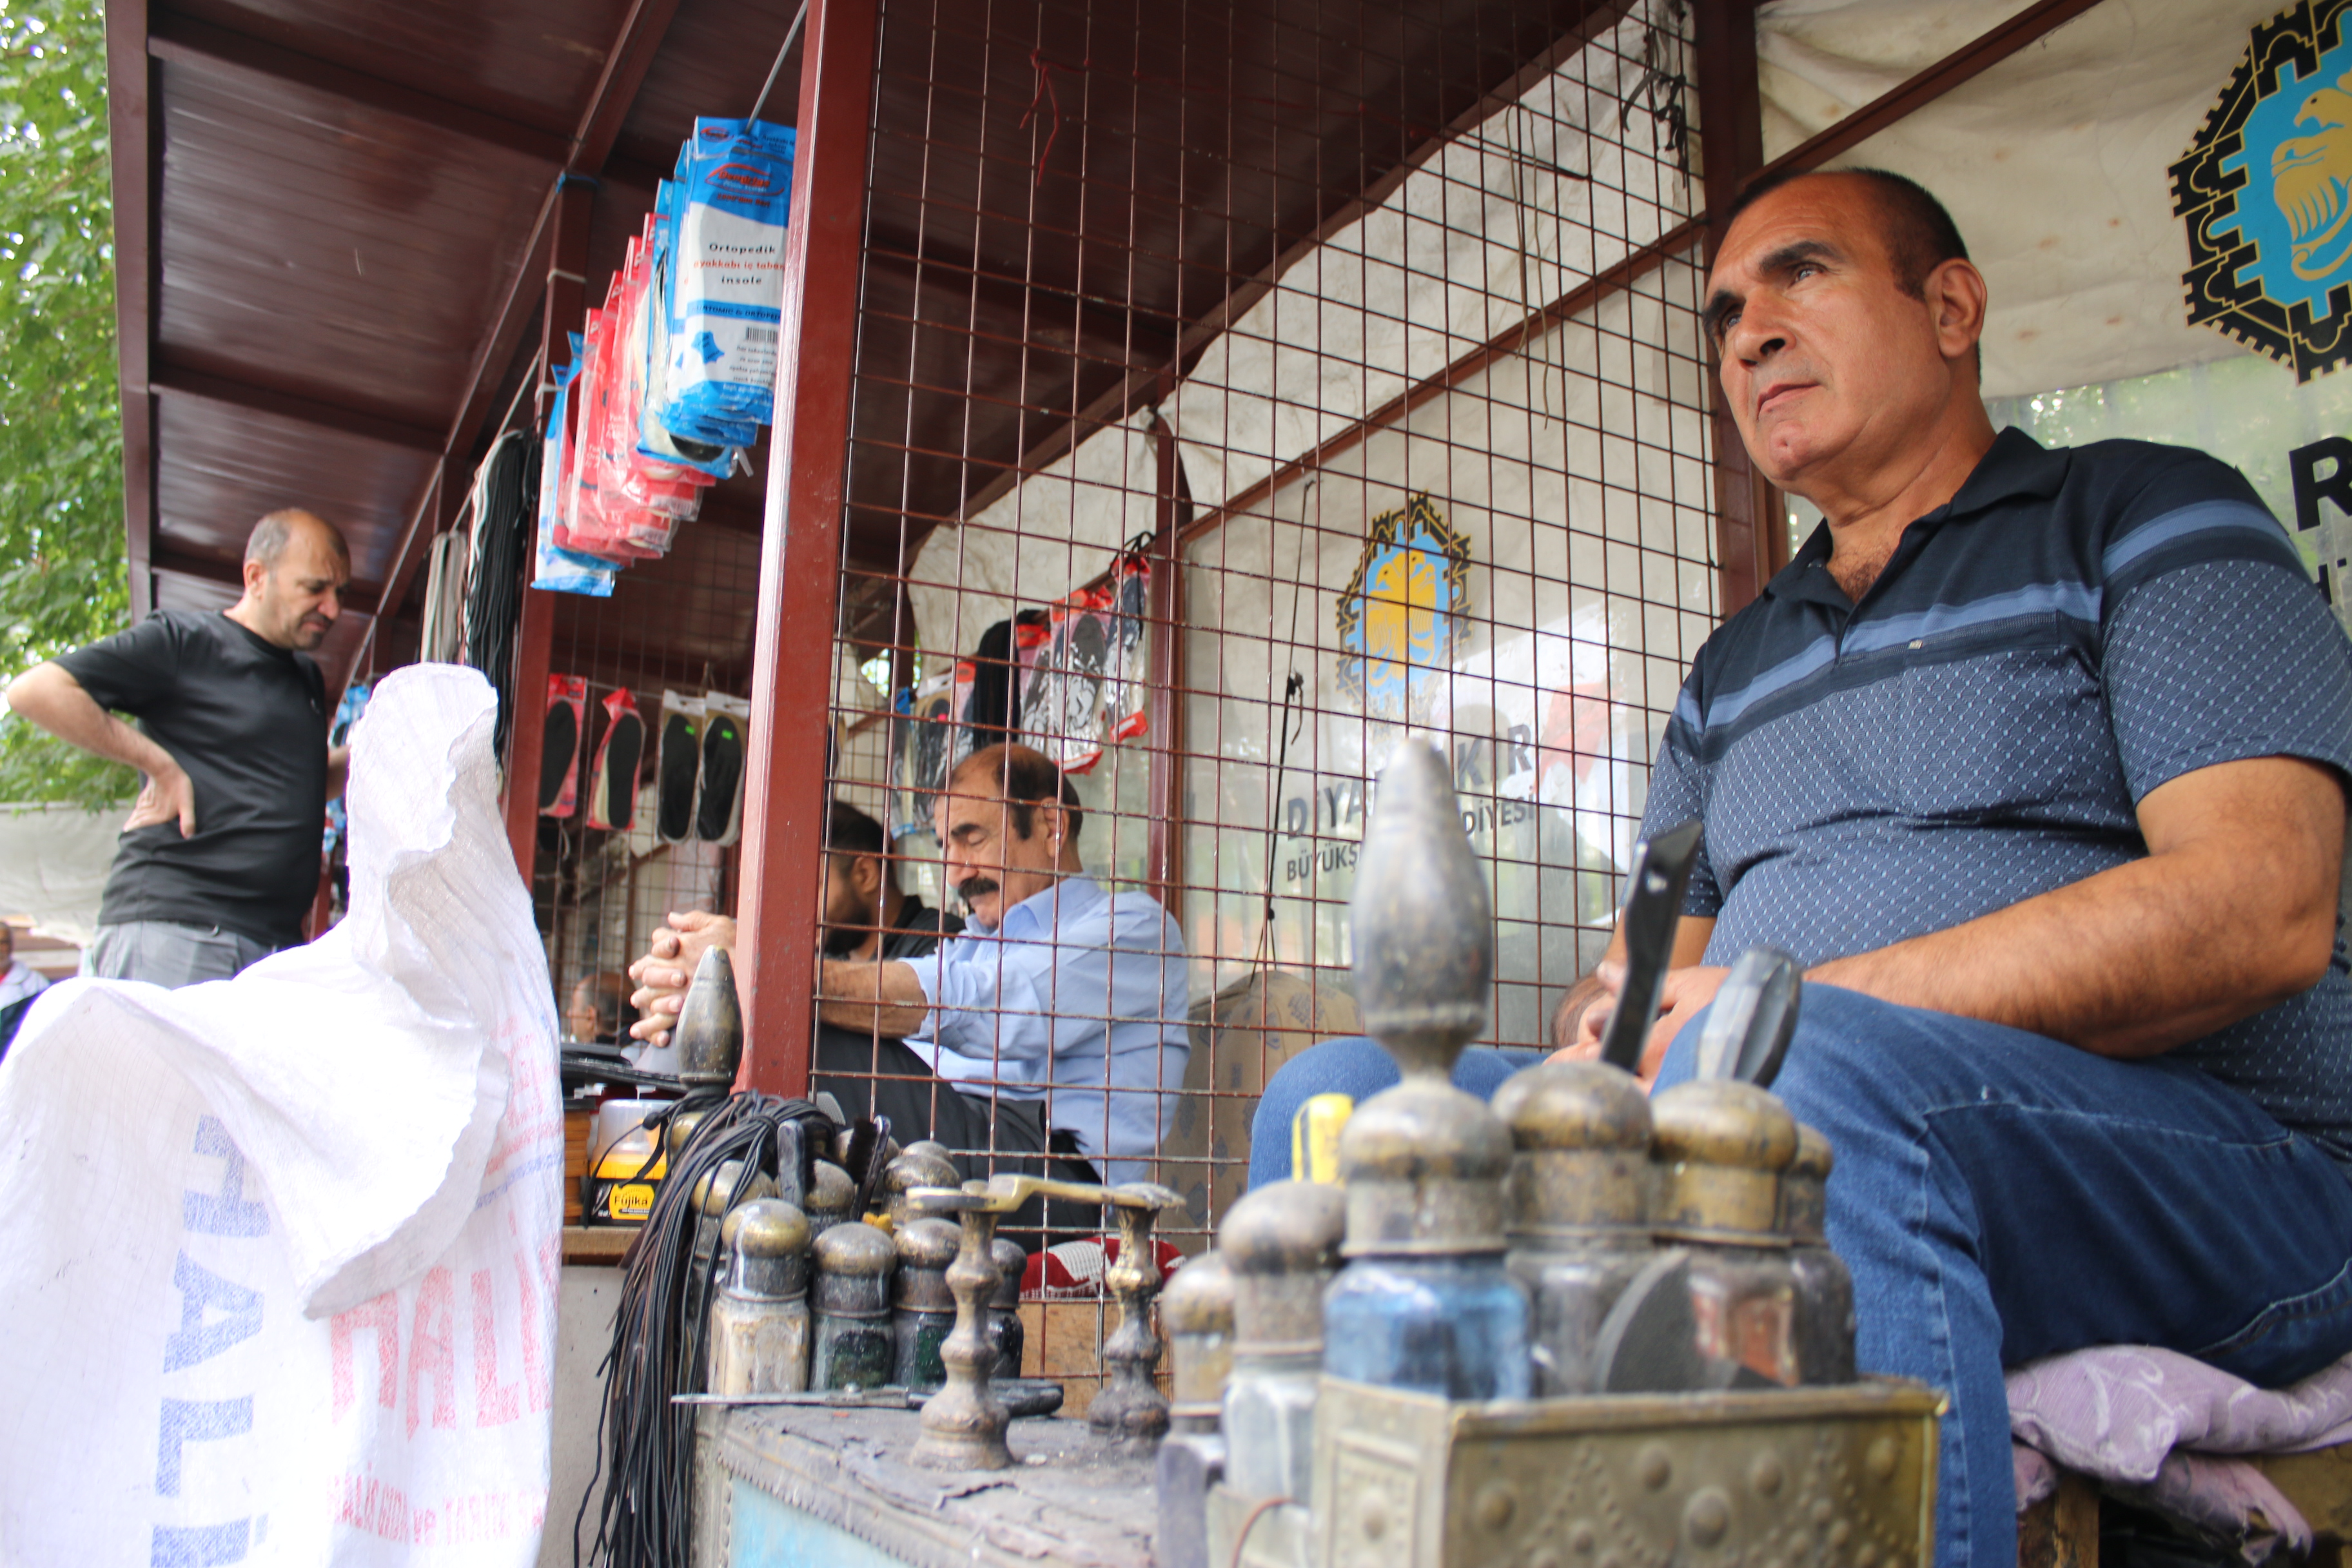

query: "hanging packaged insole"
left=587, top=689, right=645, bottom=832
left=696, top=692, right=750, bottom=846
left=1102, top=555, right=1152, bottom=743
left=890, top=671, right=956, bottom=839
left=1021, top=586, right=1113, bottom=775
left=540, top=674, right=587, bottom=816
left=656, top=691, right=705, bottom=845
left=663, top=119, right=795, bottom=447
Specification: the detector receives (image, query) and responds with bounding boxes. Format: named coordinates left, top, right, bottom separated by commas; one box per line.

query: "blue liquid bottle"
left=1322, top=739, right=1529, bottom=1401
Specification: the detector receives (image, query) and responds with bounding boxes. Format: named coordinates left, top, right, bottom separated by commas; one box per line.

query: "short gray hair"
left=245, top=509, right=349, bottom=570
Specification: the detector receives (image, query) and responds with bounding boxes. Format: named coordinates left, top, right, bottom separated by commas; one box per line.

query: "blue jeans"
left=1248, top=987, right=2352, bottom=1568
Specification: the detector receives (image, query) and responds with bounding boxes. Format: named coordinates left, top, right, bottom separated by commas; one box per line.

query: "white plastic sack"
left=0, top=665, right=563, bottom=1565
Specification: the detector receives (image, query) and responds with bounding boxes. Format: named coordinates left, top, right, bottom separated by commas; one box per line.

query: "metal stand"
left=910, top=1205, right=1012, bottom=1470
left=906, top=1175, right=1181, bottom=1471
left=1090, top=1198, right=1172, bottom=1443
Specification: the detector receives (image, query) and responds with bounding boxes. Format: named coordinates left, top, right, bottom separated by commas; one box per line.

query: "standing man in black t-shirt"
left=6, top=509, right=351, bottom=986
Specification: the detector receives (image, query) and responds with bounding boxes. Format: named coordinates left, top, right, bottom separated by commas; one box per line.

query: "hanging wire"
left=747, top=1, right=810, bottom=124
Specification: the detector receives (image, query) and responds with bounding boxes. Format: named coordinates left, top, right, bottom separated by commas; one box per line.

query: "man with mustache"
left=636, top=745, right=1188, bottom=1186
left=6, top=509, right=351, bottom=985
left=1253, top=169, right=2352, bottom=1567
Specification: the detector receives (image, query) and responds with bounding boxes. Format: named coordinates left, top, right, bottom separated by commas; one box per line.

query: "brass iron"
left=988, top=1235, right=1028, bottom=1378
left=1651, top=1079, right=1803, bottom=1387
left=809, top=1220, right=896, bottom=1391
left=803, top=1159, right=857, bottom=1233
left=1220, top=1179, right=1346, bottom=1504
left=705, top=1199, right=814, bottom=1396
left=1162, top=1251, right=1236, bottom=1434
left=904, top=1174, right=1181, bottom=1470
left=891, top=1216, right=961, bottom=1389
left=882, top=1146, right=961, bottom=1229
left=1786, top=1124, right=1857, bottom=1385
left=1338, top=738, right=1511, bottom=1259
left=674, top=946, right=744, bottom=1091
left=1493, top=1062, right=1658, bottom=1396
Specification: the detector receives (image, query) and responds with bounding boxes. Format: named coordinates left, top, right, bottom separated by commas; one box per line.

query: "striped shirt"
left=1644, top=428, right=2352, bottom=1160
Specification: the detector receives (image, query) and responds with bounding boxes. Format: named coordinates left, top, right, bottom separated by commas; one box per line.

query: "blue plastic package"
left=637, top=177, right=736, bottom=478
left=534, top=357, right=620, bottom=596
left=663, top=117, right=795, bottom=446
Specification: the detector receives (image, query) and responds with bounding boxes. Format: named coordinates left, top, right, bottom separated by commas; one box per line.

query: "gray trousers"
left=88, top=921, right=279, bottom=988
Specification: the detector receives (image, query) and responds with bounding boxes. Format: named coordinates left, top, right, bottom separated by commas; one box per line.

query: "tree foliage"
left=0, top=0, right=132, bottom=805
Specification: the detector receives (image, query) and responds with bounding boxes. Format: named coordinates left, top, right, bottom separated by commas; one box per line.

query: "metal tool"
left=1596, top=819, right=1704, bottom=1072
left=674, top=945, right=744, bottom=1090
left=903, top=1175, right=1181, bottom=1469
left=1324, top=740, right=1529, bottom=1402
left=670, top=1378, right=1064, bottom=1417
left=704, top=1199, right=814, bottom=1397
left=1694, top=945, right=1802, bottom=1088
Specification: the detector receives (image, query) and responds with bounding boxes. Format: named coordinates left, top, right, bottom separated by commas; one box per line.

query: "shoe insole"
left=540, top=698, right=580, bottom=813
left=696, top=714, right=744, bottom=841
left=658, top=712, right=700, bottom=842
left=594, top=707, right=644, bottom=832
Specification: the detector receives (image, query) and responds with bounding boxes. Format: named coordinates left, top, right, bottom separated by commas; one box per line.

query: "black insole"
left=696, top=715, right=744, bottom=841
left=539, top=700, right=580, bottom=812
left=658, top=712, right=699, bottom=841
left=600, top=713, right=644, bottom=830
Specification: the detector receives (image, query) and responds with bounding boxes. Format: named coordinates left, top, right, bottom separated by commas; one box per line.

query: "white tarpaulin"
left=1758, top=0, right=2288, bottom=398
left=0, top=799, right=129, bottom=945
left=0, top=664, right=563, bottom=1566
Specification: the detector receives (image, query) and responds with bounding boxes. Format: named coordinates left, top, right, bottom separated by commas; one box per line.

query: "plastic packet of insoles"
left=586, top=688, right=645, bottom=832
left=540, top=674, right=588, bottom=817
left=1101, top=555, right=1152, bottom=743
left=639, top=178, right=736, bottom=480
left=696, top=692, right=751, bottom=847
left=533, top=359, right=620, bottom=595
left=663, top=119, right=795, bottom=446
left=890, top=672, right=956, bottom=840
left=1020, top=585, right=1113, bottom=775
left=656, top=691, right=705, bottom=846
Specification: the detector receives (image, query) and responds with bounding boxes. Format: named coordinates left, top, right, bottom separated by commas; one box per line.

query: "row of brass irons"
left=1160, top=1064, right=1856, bottom=1517
left=697, top=1143, right=1024, bottom=1400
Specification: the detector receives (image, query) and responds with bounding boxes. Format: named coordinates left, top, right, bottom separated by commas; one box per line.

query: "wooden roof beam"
left=146, top=8, right=573, bottom=165
left=150, top=544, right=385, bottom=616
left=151, top=359, right=444, bottom=452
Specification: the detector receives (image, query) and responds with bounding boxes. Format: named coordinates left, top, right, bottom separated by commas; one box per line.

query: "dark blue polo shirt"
left=1642, top=427, right=2352, bottom=1160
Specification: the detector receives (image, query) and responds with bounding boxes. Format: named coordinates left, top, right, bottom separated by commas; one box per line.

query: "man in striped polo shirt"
left=1253, top=168, right=2352, bottom=1566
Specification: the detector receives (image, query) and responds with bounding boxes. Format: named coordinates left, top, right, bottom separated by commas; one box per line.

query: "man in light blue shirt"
left=820, top=743, right=1190, bottom=1184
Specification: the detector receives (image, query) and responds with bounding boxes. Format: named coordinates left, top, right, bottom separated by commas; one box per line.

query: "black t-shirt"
left=56, top=609, right=329, bottom=946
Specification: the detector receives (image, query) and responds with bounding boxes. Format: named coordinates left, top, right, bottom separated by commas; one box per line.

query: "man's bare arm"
left=327, top=745, right=349, bottom=801
left=818, top=957, right=930, bottom=1037
left=1812, top=755, right=2344, bottom=1057
left=6, top=662, right=195, bottom=836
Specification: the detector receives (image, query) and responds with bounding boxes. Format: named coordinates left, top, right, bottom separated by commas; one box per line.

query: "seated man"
left=1253, top=168, right=2352, bottom=1568
left=629, top=798, right=959, bottom=1098
left=637, top=746, right=1189, bottom=1186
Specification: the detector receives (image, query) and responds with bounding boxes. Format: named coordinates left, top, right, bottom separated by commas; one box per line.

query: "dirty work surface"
left=712, top=1404, right=1159, bottom=1567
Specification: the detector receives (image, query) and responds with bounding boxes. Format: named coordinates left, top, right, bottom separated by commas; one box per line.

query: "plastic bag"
left=1021, top=585, right=1115, bottom=775
left=0, top=665, right=562, bottom=1565
left=532, top=360, right=619, bottom=596
left=663, top=118, right=794, bottom=446
left=1101, top=556, right=1152, bottom=743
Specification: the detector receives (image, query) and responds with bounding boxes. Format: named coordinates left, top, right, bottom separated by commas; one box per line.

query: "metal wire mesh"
left=816, top=0, right=1723, bottom=1279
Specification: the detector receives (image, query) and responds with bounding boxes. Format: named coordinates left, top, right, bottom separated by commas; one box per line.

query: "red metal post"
left=1694, top=0, right=1775, bottom=614
left=734, top=0, right=880, bottom=1095
left=1144, top=404, right=1190, bottom=916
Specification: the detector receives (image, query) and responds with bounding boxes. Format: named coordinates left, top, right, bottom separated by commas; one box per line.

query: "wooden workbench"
left=692, top=1402, right=1159, bottom=1567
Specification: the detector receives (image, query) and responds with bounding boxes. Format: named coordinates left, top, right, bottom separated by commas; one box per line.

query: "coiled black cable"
left=574, top=1091, right=836, bottom=1567
left=462, top=430, right=536, bottom=762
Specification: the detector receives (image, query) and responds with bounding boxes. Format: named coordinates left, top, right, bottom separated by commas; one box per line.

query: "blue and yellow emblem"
left=1334, top=495, right=1472, bottom=725
left=2175, top=0, right=2352, bottom=380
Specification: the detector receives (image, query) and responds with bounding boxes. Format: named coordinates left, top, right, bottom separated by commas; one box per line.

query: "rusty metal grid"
left=810, top=0, right=1718, bottom=1266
